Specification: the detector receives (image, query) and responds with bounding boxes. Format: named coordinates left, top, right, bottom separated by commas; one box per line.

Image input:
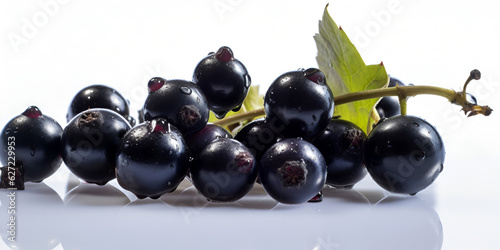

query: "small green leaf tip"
left=314, top=5, right=389, bottom=133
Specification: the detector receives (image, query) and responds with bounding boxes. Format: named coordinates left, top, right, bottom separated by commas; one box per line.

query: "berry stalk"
left=214, top=70, right=492, bottom=127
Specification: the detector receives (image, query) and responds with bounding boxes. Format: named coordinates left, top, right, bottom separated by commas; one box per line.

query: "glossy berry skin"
left=0, top=106, right=63, bottom=183
left=143, top=79, right=209, bottom=135
left=191, top=138, right=257, bottom=202
left=184, top=123, right=232, bottom=156
left=193, top=46, right=251, bottom=118
left=376, top=77, right=405, bottom=119
left=259, top=138, right=327, bottom=204
left=61, top=108, right=131, bottom=185
left=116, top=118, right=190, bottom=199
left=363, top=115, right=445, bottom=195
left=313, top=119, right=367, bottom=189
left=234, top=118, right=284, bottom=162
left=67, top=84, right=136, bottom=126
left=264, top=68, right=334, bottom=140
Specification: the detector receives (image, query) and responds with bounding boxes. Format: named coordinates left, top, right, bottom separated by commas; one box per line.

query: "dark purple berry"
left=67, top=84, right=136, bottom=126
left=193, top=46, right=251, bottom=118
left=61, top=108, right=131, bottom=185
left=184, top=124, right=232, bottom=156
left=264, top=68, right=334, bottom=140
left=190, top=138, right=257, bottom=202
left=143, top=79, right=209, bottom=135
left=363, top=115, right=445, bottom=195
left=234, top=118, right=284, bottom=162
left=313, top=119, right=367, bottom=189
left=259, top=138, right=327, bottom=204
left=0, top=106, right=63, bottom=183
left=116, top=118, right=190, bottom=199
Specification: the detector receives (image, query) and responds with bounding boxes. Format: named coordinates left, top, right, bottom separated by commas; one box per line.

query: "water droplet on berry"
left=179, top=86, right=192, bottom=95
left=244, top=74, right=251, bottom=88
left=23, top=106, right=43, bottom=118
left=414, top=123, right=419, bottom=127
left=213, top=110, right=228, bottom=119
left=414, top=151, right=426, bottom=161
left=5, top=128, right=11, bottom=135
left=386, top=141, right=392, bottom=148
left=232, top=104, right=242, bottom=112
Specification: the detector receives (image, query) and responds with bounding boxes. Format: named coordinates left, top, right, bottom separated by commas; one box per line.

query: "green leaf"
left=314, top=5, right=389, bottom=133
left=208, top=85, right=264, bottom=134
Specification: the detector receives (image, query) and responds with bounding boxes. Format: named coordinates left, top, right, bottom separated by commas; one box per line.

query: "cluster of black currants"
left=0, top=46, right=447, bottom=204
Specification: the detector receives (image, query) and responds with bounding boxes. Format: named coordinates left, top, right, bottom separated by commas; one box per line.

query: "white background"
left=1, top=0, right=499, bottom=249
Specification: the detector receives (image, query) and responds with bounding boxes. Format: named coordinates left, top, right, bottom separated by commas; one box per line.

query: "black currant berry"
left=259, top=138, right=327, bottom=204
left=234, top=118, right=284, bottom=162
left=363, top=115, right=445, bottom=195
left=0, top=106, right=63, bottom=183
left=376, top=77, right=405, bottom=119
left=184, top=123, right=232, bottom=156
left=313, top=119, right=367, bottom=189
left=193, top=46, right=251, bottom=118
left=190, top=138, right=257, bottom=202
left=61, top=108, right=131, bottom=185
left=143, top=78, right=209, bottom=135
left=116, top=118, right=190, bottom=199
left=67, top=84, right=136, bottom=126
left=264, top=68, right=334, bottom=140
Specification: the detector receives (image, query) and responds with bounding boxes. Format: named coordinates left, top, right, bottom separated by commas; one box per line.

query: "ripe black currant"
left=264, top=68, right=334, bottom=140
left=184, top=123, right=232, bottom=156
left=259, top=138, right=327, bottom=204
left=0, top=106, right=63, bottom=183
left=193, top=46, right=251, bottom=118
left=190, top=138, right=257, bottom=202
left=61, top=108, right=131, bottom=185
left=115, top=118, right=190, bottom=199
left=234, top=118, right=284, bottom=162
left=143, top=78, right=209, bottom=135
left=363, top=115, right=445, bottom=195
left=313, top=119, right=367, bottom=189
left=67, top=84, right=136, bottom=126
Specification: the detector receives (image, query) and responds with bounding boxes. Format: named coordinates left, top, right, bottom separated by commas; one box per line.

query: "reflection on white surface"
left=0, top=173, right=443, bottom=250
